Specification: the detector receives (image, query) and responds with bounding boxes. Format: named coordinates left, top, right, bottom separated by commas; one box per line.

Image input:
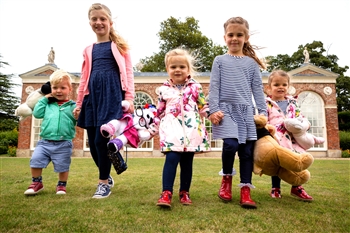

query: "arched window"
left=297, top=91, right=326, bottom=150
left=134, top=92, right=153, bottom=109
left=129, top=91, right=155, bottom=150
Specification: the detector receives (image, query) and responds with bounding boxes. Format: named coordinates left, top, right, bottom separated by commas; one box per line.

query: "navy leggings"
left=271, top=176, right=281, bottom=188
left=87, top=127, right=111, bottom=180
left=162, top=151, right=194, bottom=193
left=222, top=138, right=255, bottom=184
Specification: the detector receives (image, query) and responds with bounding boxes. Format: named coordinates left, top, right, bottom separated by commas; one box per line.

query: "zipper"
left=179, top=87, right=187, bottom=150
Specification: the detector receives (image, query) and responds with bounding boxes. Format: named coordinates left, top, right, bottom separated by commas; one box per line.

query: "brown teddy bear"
left=253, top=115, right=314, bottom=186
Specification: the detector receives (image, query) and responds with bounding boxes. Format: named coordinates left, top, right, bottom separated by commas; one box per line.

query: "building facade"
left=16, top=63, right=341, bottom=158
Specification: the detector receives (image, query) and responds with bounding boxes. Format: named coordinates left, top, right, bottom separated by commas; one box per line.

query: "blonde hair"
left=50, top=69, right=72, bottom=88
left=267, top=69, right=291, bottom=86
left=88, top=3, right=129, bottom=55
left=164, top=48, right=198, bottom=77
left=224, top=17, right=265, bottom=69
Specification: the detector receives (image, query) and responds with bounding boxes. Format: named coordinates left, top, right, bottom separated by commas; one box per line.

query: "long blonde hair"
left=224, top=17, right=265, bottom=69
left=88, top=3, right=129, bottom=55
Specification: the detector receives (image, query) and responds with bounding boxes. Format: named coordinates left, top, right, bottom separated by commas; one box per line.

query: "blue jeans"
left=222, top=138, right=254, bottom=184
left=162, top=151, right=194, bottom=193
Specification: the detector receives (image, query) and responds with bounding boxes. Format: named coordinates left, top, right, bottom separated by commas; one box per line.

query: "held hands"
left=125, top=99, right=134, bottom=113
left=209, top=111, right=224, bottom=125
left=73, top=107, right=81, bottom=120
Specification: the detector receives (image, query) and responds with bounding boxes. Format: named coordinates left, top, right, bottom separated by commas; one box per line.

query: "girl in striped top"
left=208, top=16, right=267, bottom=209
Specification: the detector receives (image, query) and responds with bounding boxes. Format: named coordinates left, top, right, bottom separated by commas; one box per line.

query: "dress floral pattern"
left=157, top=77, right=210, bottom=152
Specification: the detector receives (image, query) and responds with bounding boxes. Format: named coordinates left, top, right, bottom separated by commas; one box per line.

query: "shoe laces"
left=95, top=183, right=109, bottom=195
left=161, top=191, right=172, bottom=199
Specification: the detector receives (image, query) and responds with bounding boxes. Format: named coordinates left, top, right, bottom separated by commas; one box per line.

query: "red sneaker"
left=270, top=188, right=282, bottom=198
left=56, top=185, right=67, bottom=195
left=291, top=186, right=313, bottom=202
left=156, top=190, right=172, bottom=207
left=179, top=191, right=192, bottom=205
left=24, top=182, right=44, bottom=195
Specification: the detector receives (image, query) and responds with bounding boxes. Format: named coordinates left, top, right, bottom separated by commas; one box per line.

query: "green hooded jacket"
left=33, top=97, right=77, bottom=141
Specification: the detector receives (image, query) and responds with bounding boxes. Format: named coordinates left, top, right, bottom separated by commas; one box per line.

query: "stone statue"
left=48, top=47, right=55, bottom=63
left=303, top=47, right=309, bottom=64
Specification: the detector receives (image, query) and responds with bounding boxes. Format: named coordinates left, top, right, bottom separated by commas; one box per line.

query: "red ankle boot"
left=156, top=190, right=172, bottom=207
left=218, top=175, right=232, bottom=201
left=240, top=186, right=257, bottom=208
left=179, top=191, right=192, bottom=205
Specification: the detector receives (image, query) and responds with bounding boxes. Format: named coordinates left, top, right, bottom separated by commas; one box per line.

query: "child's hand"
left=45, top=93, right=53, bottom=99
left=125, top=99, right=134, bottom=113
left=73, top=107, right=81, bottom=120
left=209, top=111, right=224, bottom=125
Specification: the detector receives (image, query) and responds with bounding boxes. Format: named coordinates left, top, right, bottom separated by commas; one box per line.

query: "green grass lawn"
left=0, top=157, right=349, bottom=233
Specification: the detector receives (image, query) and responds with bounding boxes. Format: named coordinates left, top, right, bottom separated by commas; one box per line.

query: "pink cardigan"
left=76, top=42, right=135, bottom=108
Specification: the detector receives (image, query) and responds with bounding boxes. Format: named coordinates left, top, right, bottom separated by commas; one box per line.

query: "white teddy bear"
left=284, top=117, right=325, bottom=150
left=15, top=82, right=51, bottom=121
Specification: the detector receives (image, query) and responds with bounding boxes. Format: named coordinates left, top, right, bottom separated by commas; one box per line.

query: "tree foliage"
left=0, top=55, right=20, bottom=131
left=265, top=41, right=350, bottom=111
left=139, top=17, right=226, bottom=72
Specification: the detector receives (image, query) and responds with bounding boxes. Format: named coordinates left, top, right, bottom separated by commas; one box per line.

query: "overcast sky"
left=0, top=0, right=349, bottom=96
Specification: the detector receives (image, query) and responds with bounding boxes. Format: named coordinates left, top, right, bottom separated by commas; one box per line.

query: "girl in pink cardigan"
left=73, top=3, right=134, bottom=199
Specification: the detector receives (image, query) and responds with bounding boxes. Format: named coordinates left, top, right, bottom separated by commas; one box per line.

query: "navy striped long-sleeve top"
left=208, top=54, right=267, bottom=143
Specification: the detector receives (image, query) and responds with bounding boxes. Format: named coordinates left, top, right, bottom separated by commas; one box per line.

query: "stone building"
left=16, top=63, right=341, bottom=158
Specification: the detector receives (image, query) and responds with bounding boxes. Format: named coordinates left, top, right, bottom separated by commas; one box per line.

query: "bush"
left=0, top=129, right=18, bottom=155
left=342, top=149, right=350, bottom=158
left=338, top=111, right=350, bottom=131
left=7, top=146, right=16, bottom=157
left=339, top=130, right=350, bottom=158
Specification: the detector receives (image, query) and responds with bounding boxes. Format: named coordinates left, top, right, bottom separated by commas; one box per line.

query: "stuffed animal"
left=253, top=115, right=314, bottom=186
left=15, top=82, right=52, bottom=121
left=284, top=117, right=325, bottom=150
left=100, top=102, right=159, bottom=152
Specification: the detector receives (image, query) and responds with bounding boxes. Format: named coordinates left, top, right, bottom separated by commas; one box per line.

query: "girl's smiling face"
left=51, top=79, right=72, bottom=101
left=268, top=75, right=290, bottom=101
left=224, top=23, right=249, bottom=56
left=89, top=9, right=112, bottom=42
left=166, top=55, right=190, bottom=85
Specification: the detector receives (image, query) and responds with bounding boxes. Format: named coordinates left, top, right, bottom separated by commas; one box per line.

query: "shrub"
left=338, top=111, right=350, bottom=131
left=7, top=146, right=16, bottom=157
left=342, top=149, right=350, bottom=158
left=0, top=129, right=18, bottom=155
left=339, top=130, right=350, bottom=149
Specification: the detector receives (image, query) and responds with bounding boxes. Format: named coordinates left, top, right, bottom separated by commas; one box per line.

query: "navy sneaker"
left=92, top=182, right=111, bottom=199
left=108, top=175, right=114, bottom=188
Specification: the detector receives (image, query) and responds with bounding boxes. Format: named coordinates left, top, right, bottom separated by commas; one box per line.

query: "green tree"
left=0, top=55, right=20, bottom=131
left=139, top=17, right=226, bottom=72
left=265, top=41, right=350, bottom=111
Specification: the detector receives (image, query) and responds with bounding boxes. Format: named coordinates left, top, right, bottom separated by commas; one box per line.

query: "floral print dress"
left=157, top=77, right=210, bottom=153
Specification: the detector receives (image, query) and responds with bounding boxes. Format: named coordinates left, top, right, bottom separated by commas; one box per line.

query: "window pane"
left=205, top=118, right=223, bottom=149
left=298, top=91, right=326, bottom=149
